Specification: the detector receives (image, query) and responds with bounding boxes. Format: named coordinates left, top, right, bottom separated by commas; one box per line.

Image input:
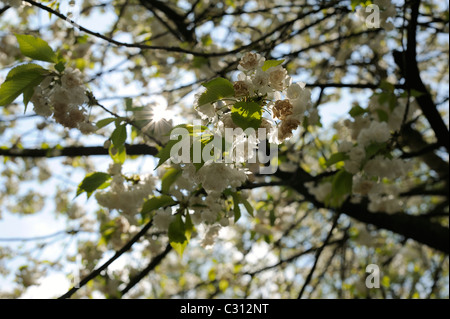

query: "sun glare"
left=136, top=102, right=175, bottom=135
left=150, top=103, right=172, bottom=124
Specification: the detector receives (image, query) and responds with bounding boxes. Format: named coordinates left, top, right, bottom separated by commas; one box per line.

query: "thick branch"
left=139, top=0, right=194, bottom=42
left=0, top=5, right=10, bottom=15
left=394, top=0, right=450, bottom=152
left=277, top=168, right=449, bottom=254
left=0, top=143, right=158, bottom=158
left=400, top=124, right=449, bottom=179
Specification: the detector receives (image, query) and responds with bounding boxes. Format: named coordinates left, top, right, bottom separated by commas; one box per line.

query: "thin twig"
left=297, top=213, right=341, bottom=299
left=58, top=220, right=153, bottom=299
left=120, top=244, right=172, bottom=297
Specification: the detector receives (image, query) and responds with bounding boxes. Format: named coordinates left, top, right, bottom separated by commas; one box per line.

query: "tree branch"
left=297, top=213, right=341, bottom=299
left=276, top=168, right=449, bottom=254
left=58, top=220, right=153, bottom=299
left=139, top=0, right=195, bottom=42
left=23, top=0, right=342, bottom=59
left=0, top=143, right=158, bottom=158
left=394, top=0, right=450, bottom=152
left=0, top=229, right=81, bottom=242
left=0, top=5, right=10, bottom=15
left=120, top=244, right=172, bottom=297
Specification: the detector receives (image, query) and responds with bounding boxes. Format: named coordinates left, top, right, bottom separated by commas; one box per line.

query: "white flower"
left=357, top=121, right=391, bottom=146
left=196, top=162, right=247, bottom=194
left=348, top=145, right=366, bottom=163
left=51, top=85, right=87, bottom=107
left=61, top=68, right=84, bottom=88
left=251, top=69, right=270, bottom=94
left=153, top=207, right=173, bottom=230
left=289, top=98, right=306, bottom=122
left=267, top=65, right=288, bottom=91
left=201, top=209, right=218, bottom=224
left=305, top=181, right=332, bottom=203
left=95, top=172, right=155, bottom=215
left=115, top=216, right=130, bottom=233
left=219, top=217, right=230, bottom=227
left=201, top=224, right=222, bottom=248
left=108, top=163, right=122, bottom=176
left=344, top=160, right=360, bottom=174
left=3, top=0, right=22, bottom=8
left=229, top=131, right=258, bottom=163
left=31, top=87, right=52, bottom=117
left=217, top=113, right=239, bottom=135
left=238, top=52, right=265, bottom=71
left=364, top=156, right=410, bottom=180
left=338, top=141, right=353, bottom=153
left=352, top=176, right=375, bottom=195
left=78, top=122, right=97, bottom=134
left=345, top=116, right=371, bottom=141
left=195, top=91, right=216, bottom=121
left=368, top=195, right=402, bottom=214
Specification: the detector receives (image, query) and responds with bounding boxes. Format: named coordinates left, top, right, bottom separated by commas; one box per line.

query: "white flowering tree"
left=0, top=0, right=448, bottom=299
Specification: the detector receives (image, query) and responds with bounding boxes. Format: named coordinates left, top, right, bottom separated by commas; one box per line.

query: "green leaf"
left=96, top=117, right=118, bottom=129
left=5, top=63, right=46, bottom=80
left=376, top=109, right=389, bottom=122
left=242, top=198, right=254, bottom=217
left=198, top=77, right=234, bottom=106
left=410, top=89, right=425, bottom=98
left=15, top=34, right=57, bottom=63
left=111, top=124, right=127, bottom=147
left=329, top=170, right=353, bottom=207
left=76, top=172, right=111, bottom=198
left=269, top=209, right=276, bottom=226
left=379, top=80, right=395, bottom=93
left=349, top=105, right=367, bottom=118
left=161, top=167, right=182, bottom=194
left=191, top=134, right=215, bottom=171
left=22, top=86, right=36, bottom=109
left=125, top=98, right=133, bottom=110
left=168, top=214, right=187, bottom=256
left=261, top=59, right=285, bottom=71
left=54, top=61, right=66, bottom=73
left=0, top=67, right=46, bottom=107
left=141, top=195, right=175, bottom=215
left=184, top=211, right=194, bottom=241
left=231, top=101, right=262, bottom=130
left=230, top=192, right=242, bottom=222
left=192, top=56, right=208, bottom=69
left=325, top=152, right=349, bottom=167
left=155, top=136, right=183, bottom=169
left=109, top=144, right=126, bottom=164
left=365, top=142, right=387, bottom=159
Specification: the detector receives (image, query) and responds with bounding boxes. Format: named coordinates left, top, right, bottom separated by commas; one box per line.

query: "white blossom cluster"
left=305, top=181, right=332, bottom=203
left=95, top=163, right=156, bottom=219
left=153, top=52, right=316, bottom=246
left=352, top=175, right=405, bottom=214
left=30, top=67, right=97, bottom=134
left=153, top=161, right=250, bottom=247
left=305, top=91, right=416, bottom=213
left=196, top=52, right=316, bottom=144
left=1, top=0, right=23, bottom=8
